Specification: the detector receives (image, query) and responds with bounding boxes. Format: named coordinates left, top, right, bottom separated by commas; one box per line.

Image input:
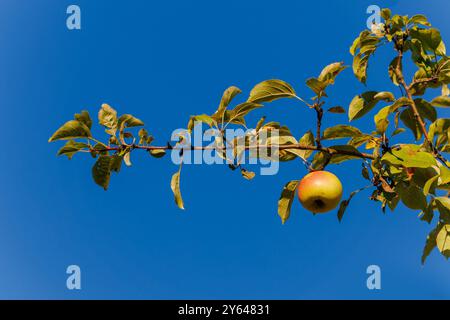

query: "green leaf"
left=57, top=140, right=89, bottom=159
left=48, top=120, right=92, bottom=142
left=410, top=28, right=445, bottom=55
left=322, top=125, right=362, bottom=140
left=422, top=223, right=443, bottom=264
left=397, top=183, right=427, bottom=210
left=381, top=144, right=437, bottom=168
left=388, top=57, right=401, bottom=86
left=349, top=91, right=394, bottom=121
left=188, top=114, right=217, bottom=132
left=374, top=92, right=395, bottom=102
left=328, top=145, right=363, bottom=164
left=278, top=180, right=299, bottom=224
left=408, top=14, right=430, bottom=27
left=414, top=99, right=437, bottom=122
left=362, top=167, right=370, bottom=180
left=380, top=8, right=391, bottom=20
left=297, top=130, right=315, bottom=160
left=248, top=80, right=296, bottom=103
left=431, top=96, right=450, bottom=107
left=391, top=128, right=406, bottom=137
left=352, top=53, right=369, bottom=84
left=92, top=155, right=113, bottom=190
left=98, top=104, right=118, bottom=129
left=255, top=116, right=266, bottom=132
left=337, top=186, right=367, bottom=222
left=311, top=151, right=331, bottom=170
left=110, top=155, right=122, bottom=173
left=305, top=78, right=327, bottom=96
left=149, top=149, right=166, bottom=158
left=437, top=224, right=450, bottom=258
left=435, top=197, right=450, bottom=223
left=74, top=110, right=93, bottom=129
left=171, top=168, right=185, bottom=210
left=318, top=62, right=347, bottom=83
left=118, top=114, right=145, bottom=130
left=351, top=32, right=380, bottom=84
left=374, top=106, right=391, bottom=134
left=400, top=109, right=420, bottom=140
left=327, top=106, right=345, bottom=114
left=423, top=175, right=439, bottom=195
left=428, top=118, right=450, bottom=142
left=214, top=86, right=242, bottom=120
left=229, top=102, right=263, bottom=120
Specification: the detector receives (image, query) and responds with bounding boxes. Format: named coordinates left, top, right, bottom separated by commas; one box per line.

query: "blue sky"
left=0, top=0, right=449, bottom=299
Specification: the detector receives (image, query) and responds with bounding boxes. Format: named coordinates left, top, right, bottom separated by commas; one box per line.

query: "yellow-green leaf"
left=171, top=169, right=185, bottom=210
left=215, top=86, right=242, bottom=119
left=278, top=180, right=299, bottom=224
left=248, top=80, right=296, bottom=103
left=149, top=149, right=166, bottom=158
left=98, top=103, right=118, bottom=129
left=322, top=125, right=362, bottom=140
left=431, top=96, right=450, bottom=107
left=74, top=110, right=93, bottom=129
left=48, top=120, right=92, bottom=142
left=437, top=225, right=450, bottom=257
left=57, top=140, right=89, bottom=159
left=92, top=155, right=113, bottom=190
left=381, top=144, right=437, bottom=168
left=349, top=91, right=394, bottom=121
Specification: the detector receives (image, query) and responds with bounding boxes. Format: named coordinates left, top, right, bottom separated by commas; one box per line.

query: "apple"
left=297, top=171, right=343, bottom=214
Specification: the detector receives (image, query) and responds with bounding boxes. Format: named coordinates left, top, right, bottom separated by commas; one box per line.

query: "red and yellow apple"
left=297, top=171, right=343, bottom=214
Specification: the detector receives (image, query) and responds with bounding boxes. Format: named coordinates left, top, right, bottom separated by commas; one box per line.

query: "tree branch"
left=93, top=143, right=375, bottom=160
left=314, top=102, right=324, bottom=149
left=394, top=49, right=433, bottom=149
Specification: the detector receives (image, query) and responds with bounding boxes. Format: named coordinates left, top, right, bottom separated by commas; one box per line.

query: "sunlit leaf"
left=408, top=14, right=430, bottom=27
left=431, top=96, right=450, bottom=107
left=48, top=120, right=92, bottom=142
left=322, top=125, right=362, bottom=140
left=248, top=80, right=296, bottom=103
left=297, top=130, right=315, bottom=159
left=318, top=62, right=347, bottom=84
left=215, top=86, right=242, bottom=119
left=118, top=114, right=145, bottom=130
left=149, top=149, right=166, bottom=158
left=349, top=91, right=394, bottom=121
left=381, top=144, right=437, bottom=168
left=98, top=104, right=118, bottom=129
left=171, top=168, right=185, bottom=210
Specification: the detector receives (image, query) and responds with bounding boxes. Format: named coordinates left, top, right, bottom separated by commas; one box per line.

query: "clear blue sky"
left=0, top=0, right=449, bottom=299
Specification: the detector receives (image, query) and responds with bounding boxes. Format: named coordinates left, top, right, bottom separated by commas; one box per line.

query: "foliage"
left=49, top=8, right=450, bottom=264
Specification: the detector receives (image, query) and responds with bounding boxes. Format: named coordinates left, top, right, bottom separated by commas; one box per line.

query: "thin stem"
left=295, top=95, right=313, bottom=108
